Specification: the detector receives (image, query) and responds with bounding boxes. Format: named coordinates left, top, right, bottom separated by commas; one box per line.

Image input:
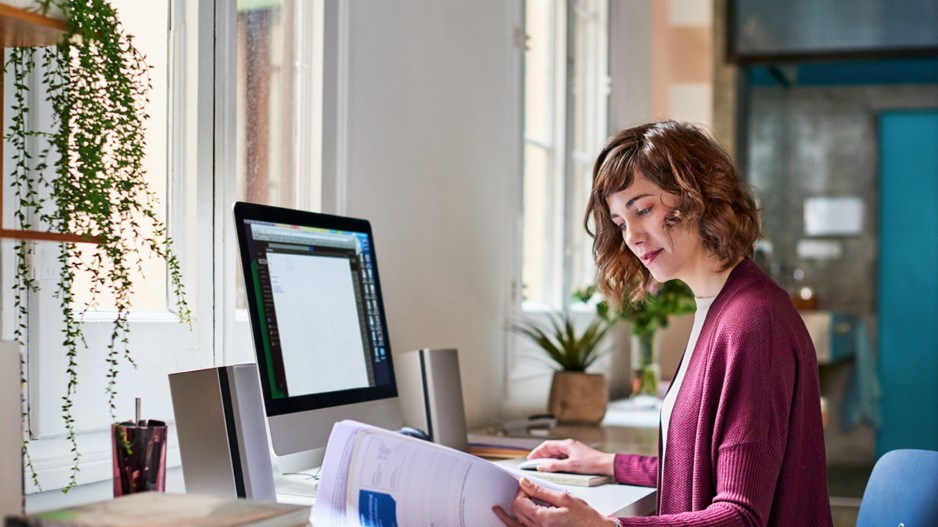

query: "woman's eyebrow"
left=626, top=193, right=652, bottom=208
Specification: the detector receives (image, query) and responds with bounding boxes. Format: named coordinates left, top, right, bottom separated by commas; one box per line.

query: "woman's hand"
left=492, top=478, right=618, bottom=527
left=526, top=439, right=615, bottom=476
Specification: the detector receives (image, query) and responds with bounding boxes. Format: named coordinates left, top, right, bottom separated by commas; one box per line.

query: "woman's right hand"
left=526, top=439, right=615, bottom=476
left=493, top=477, right=619, bottom=527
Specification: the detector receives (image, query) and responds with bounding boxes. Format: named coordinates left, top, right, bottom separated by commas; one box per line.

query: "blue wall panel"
left=877, top=110, right=938, bottom=455
left=748, top=59, right=938, bottom=87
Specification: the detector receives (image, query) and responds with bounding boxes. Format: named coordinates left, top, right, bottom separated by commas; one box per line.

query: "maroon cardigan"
left=613, top=260, right=832, bottom=526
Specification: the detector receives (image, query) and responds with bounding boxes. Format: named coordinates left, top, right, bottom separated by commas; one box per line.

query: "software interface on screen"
left=240, top=220, right=393, bottom=401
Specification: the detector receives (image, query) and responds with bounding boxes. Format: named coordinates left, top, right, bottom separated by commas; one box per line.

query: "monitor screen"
left=233, top=202, right=402, bottom=457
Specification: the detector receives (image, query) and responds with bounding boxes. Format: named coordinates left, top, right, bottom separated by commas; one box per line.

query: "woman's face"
left=605, top=171, right=706, bottom=286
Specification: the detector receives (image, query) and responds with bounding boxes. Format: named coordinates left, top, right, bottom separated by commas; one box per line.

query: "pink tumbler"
left=111, top=419, right=167, bottom=496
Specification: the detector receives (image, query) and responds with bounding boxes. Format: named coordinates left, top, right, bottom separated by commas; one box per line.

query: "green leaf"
left=513, top=311, right=613, bottom=372
left=576, top=279, right=696, bottom=336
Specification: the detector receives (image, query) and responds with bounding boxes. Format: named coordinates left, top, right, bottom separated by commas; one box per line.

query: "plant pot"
left=631, top=331, right=661, bottom=402
left=548, top=371, right=608, bottom=425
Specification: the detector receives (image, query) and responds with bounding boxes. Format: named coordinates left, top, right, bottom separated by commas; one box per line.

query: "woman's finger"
left=534, top=458, right=571, bottom=473
left=527, top=440, right=568, bottom=459
left=518, top=477, right=571, bottom=507
left=492, top=505, right=525, bottom=527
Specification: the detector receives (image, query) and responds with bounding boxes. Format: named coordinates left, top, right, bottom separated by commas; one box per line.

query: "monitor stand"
left=271, top=447, right=326, bottom=502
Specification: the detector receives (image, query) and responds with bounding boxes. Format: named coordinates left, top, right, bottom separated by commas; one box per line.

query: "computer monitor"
left=233, top=202, right=403, bottom=459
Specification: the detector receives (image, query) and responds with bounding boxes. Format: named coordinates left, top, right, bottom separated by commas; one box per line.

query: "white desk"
left=493, top=458, right=656, bottom=518
left=282, top=409, right=661, bottom=521
left=278, top=464, right=655, bottom=523
left=277, top=455, right=656, bottom=521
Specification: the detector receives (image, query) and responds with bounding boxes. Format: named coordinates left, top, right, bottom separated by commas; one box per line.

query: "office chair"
left=856, top=448, right=938, bottom=527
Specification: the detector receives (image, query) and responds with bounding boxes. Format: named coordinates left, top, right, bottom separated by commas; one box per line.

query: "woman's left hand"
left=492, top=478, right=619, bottom=527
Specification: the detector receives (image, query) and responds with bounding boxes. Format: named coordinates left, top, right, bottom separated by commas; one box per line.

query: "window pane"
left=72, top=0, right=170, bottom=312
left=571, top=1, right=592, bottom=153
left=237, top=2, right=289, bottom=207
left=522, top=144, right=553, bottom=306
left=570, top=160, right=596, bottom=290
left=569, top=0, right=604, bottom=294
left=524, top=0, right=553, bottom=145
left=235, top=0, right=324, bottom=309
left=236, top=0, right=322, bottom=210
left=519, top=0, right=605, bottom=312
left=570, top=0, right=605, bottom=155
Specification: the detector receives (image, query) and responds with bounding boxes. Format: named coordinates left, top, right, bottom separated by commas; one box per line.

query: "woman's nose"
left=624, top=222, right=643, bottom=248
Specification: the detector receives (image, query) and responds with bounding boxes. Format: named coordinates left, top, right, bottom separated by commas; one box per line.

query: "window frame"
left=511, top=0, right=609, bottom=382
left=222, top=0, right=339, bottom=366
left=13, top=0, right=212, bottom=495
left=519, top=0, right=609, bottom=313
left=16, top=0, right=343, bottom=499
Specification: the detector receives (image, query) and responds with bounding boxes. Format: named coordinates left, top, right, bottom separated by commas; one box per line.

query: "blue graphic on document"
left=359, top=490, right=398, bottom=527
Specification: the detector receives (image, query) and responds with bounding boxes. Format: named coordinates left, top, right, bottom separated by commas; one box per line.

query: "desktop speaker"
left=169, top=363, right=276, bottom=500
left=0, top=342, right=22, bottom=518
left=396, top=348, right=468, bottom=452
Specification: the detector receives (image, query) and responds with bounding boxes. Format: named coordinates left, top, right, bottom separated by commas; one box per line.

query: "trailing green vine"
left=5, top=0, right=190, bottom=492
left=7, top=44, right=43, bottom=493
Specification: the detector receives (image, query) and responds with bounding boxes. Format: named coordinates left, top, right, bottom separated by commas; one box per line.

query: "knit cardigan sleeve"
left=613, top=453, right=658, bottom=488
left=618, top=295, right=799, bottom=526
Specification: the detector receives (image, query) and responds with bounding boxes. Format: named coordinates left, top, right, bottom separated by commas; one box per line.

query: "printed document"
left=312, top=420, right=561, bottom=526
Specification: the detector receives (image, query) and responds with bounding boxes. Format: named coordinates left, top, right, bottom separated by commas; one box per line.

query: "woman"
left=494, top=121, right=832, bottom=526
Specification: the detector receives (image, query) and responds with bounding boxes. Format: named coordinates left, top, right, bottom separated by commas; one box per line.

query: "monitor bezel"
left=232, top=201, right=399, bottom=418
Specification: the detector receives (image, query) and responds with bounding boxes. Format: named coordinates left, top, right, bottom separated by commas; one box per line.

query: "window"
left=233, top=0, right=325, bottom=313
left=14, top=0, right=334, bottom=496
left=69, top=0, right=171, bottom=312
left=235, top=0, right=323, bottom=211
left=521, top=0, right=608, bottom=311
left=16, top=0, right=210, bottom=495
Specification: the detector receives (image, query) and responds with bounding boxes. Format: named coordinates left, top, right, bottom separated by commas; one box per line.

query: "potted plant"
left=4, top=0, right=189, bottom=491
left=576, top=280, right=696, bottom=401
left=513, top=312, right=613, bottom=424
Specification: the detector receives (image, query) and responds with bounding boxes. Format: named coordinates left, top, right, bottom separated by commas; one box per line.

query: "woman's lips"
left=642, top=249, right=663, bottom=264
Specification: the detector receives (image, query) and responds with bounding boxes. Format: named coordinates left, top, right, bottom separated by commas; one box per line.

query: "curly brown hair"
left=585, top=121, right=760, bottom=308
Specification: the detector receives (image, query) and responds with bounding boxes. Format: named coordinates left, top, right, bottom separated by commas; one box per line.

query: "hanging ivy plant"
left=5, top=0, right=190, bottom=492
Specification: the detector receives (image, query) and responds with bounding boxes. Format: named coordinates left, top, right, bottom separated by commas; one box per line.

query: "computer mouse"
left=518, top=458, right=553, bottom=471
left=396, top=426, right=431, bottom=441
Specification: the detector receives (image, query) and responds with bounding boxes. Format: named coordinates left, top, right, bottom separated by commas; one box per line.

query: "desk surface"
left=279, top=458, right=657, bottom=521
left=470, top=405, right=660, bottom=518
left=470, top=404, right=659, bottom=458
left=284, top=404, right=662, bottom=520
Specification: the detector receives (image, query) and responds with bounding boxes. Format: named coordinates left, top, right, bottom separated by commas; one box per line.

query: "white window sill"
left=24, top=466, right=185, bottom=514
left=24, top=426, right=181, bottom=496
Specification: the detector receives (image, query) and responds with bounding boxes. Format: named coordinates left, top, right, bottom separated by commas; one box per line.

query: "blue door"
left=877, top=110, right=938, bottom=455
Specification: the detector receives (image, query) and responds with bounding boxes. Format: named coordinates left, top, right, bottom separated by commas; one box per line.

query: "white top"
left=660, top=294, right=717, bottom=468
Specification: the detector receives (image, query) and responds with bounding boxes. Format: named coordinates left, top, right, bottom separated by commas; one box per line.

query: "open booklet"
left=312, top=420, right=562, bottom=526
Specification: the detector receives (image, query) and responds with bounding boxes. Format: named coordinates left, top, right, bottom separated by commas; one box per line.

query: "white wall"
left=609, top=1, right=652, bottom=131
left=342, top=0, right=520, bottom=428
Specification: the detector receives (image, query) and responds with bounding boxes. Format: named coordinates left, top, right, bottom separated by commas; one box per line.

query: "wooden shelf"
left=0, top=3, right=67, bottom=48
left=0, top=229, right=99, bottom=244
left=0, top=3, right=92, bottom=245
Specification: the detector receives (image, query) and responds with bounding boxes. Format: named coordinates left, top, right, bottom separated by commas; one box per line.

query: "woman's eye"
left=637, top=207, right=651, bottom=216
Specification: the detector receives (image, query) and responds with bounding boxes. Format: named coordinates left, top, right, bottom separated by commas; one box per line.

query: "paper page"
left=313, top=420, right=561, bottom=527
left=312, top=422, right=361, bottom=526
left=347, top=431, right=518, bottom=526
